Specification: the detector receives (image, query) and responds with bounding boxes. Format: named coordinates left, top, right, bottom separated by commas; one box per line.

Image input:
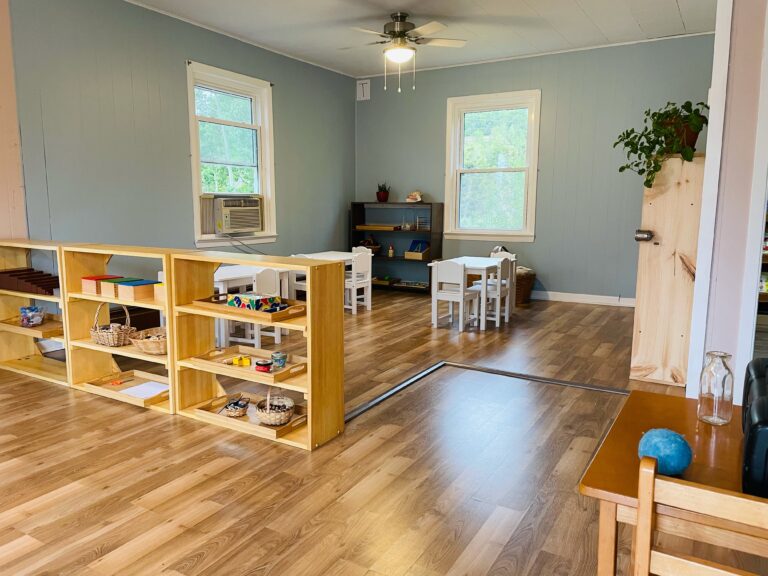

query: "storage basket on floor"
left=516, top=267, right=536, bottom=307
left=129, top=327, right=167, bottom=355
left=90, top=303, right=136, bottom=347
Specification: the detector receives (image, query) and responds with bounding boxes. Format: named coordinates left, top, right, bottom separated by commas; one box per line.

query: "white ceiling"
left=127, top=0, right=716, bottom=77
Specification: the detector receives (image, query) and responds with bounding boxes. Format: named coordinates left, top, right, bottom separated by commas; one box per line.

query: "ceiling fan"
left=351, top=12, right=467, bottom=92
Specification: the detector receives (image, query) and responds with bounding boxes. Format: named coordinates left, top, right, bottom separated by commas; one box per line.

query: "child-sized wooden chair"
left=633, top=456, right=768, bottom=576
left=345, top=251, right=372, bottom=314
left=431, top=260, right=479, bottom=332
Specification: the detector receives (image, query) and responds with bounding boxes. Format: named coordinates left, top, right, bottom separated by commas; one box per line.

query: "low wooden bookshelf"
left=0, top=240, right=68, bottom=386
left=60, top=244, right=178, bottom=414
left=171, top=251, right=344, bottom=450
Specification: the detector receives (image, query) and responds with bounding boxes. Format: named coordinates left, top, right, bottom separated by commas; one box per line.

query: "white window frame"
left=444, top=90, right=541, bottom=242
left=187, top=61, right=277, bottom=247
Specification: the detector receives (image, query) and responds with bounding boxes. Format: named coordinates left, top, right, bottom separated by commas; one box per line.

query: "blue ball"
left=638, top=428, right=693, bottom=476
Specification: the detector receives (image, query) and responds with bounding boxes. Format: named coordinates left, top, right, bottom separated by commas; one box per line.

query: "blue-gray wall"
left=355, top=35, right=714, bottom=298
left=10, top=0, right=355, bottom=256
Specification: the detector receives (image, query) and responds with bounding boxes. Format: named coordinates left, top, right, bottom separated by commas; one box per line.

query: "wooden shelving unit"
left=60, top=244, right=178, bottom=414
left=350, top=202, right=443, bottom=293
left=171, top=251, right=344, bottom=450
left=0, top=240, right=68, bottom=386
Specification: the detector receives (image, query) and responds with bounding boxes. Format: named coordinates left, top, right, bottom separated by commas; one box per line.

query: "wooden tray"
left=189, top=392, right=307, bottom=439
left=372, top=277, right=400, bottom=286
left=194, top=295, right=307, bottom=323
left=0, top=314, right=63, bottom=339
left=190, top=346, right=307, bottom=385
left=80, top=370, right=170, bottom=408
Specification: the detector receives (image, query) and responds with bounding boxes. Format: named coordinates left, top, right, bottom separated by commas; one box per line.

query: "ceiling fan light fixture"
left=384, top=45, right=415, bottom=64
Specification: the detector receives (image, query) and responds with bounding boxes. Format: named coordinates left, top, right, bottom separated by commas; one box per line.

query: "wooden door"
left=630, top=155, right=704, bottom=386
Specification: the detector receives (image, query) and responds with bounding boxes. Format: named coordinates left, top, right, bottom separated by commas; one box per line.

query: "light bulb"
left=385, top=47, right=415, bottom=64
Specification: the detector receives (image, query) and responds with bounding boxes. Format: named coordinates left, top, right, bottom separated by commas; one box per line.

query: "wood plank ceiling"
left=126, top=0, right=716, bottom=76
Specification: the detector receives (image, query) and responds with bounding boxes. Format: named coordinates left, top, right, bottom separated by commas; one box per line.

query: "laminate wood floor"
left=0, top=364, right=626, bottom=575
left=0, top=292, right=702, bottom=575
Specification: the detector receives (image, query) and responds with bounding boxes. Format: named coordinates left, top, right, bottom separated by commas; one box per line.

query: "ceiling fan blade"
left=408, top=20, right=446, bottom=38
left=415, top=37, right=467, bottom=48
left=351, top=26, right=389, bottom=38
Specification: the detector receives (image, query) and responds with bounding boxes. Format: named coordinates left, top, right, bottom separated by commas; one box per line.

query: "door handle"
left=635, top=229, right=655, bottom=242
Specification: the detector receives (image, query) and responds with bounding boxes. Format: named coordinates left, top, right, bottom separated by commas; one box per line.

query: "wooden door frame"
left=686, top=0, right=735, bottom=396
left=733, top=7, right=768, bottom=390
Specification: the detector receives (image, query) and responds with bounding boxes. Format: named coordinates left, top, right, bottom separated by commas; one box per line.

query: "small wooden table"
left=433, top=256, right=500, bottom=330
left=579, top=390, right=745, bottom=575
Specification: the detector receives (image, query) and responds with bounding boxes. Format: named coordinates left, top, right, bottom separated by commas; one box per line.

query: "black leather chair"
left=743, top=358, right=768, bottom=497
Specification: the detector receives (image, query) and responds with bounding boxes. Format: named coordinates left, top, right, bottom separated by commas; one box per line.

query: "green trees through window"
left=195, top=86, right=258, bottom=195
left=458, top=108, right=529, bottom=231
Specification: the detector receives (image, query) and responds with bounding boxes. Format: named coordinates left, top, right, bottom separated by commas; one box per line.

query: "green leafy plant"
left=377, top=182, right=391, bottom=193
left=614, top=101, right=709, bottom=188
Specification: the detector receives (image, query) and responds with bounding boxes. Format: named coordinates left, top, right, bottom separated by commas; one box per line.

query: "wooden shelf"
left=174, top=302, right=307, bottom=333
left=172, top=251, right=344, bottom=450
left=177, top=356, right=308, bottom=394
left=0, top=288, right=60, bottom=303
left=70, top=338, right=168, bottom=366
left=374, top=256, right=428, bottom=263
left=182, top=393, right=308, bottom=448
left=760, top=292, right=768, bottom=303
left=0, top=355, right=68, bottom=386
left=68, top=291, right=165, bottom=311
left=74, top=370, right=171, bottom=412
left=0, top=241, right=69, bottom=387
left=373, top=283, right=430, bottom=294
left=0, top=316, right=63, bottom=339
left=353, top=228, right=431, bottom=234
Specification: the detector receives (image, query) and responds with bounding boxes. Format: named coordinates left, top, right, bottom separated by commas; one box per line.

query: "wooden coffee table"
left=579, top=390, right=746, bottom=575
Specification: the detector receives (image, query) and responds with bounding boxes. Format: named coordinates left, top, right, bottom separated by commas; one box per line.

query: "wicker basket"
left=516, top=267, right=536, bottom=307
left=130, top=327, right=167, bottom=355
left=224, top=396, right=250, bottom=418
left=256, top=394, right=295, bottom=426
left=90, top=303, right=136, bottom=347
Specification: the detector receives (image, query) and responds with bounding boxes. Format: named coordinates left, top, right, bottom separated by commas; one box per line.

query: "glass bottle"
left=697, top=351, right=734, bottom=426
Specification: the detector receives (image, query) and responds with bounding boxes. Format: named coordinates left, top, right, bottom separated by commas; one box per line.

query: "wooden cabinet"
left=630, top=156, right=704, bottom=386
left=170, top=251, right=345, bottom=450
left=60, top=244, right=178, bottom=413
left=0, top=240, right=67, bottom=386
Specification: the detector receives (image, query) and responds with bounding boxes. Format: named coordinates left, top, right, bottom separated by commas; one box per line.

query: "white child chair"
left=345, top=251, right=372, bottom=314
left=289, top=254, right=310, bottom=299
left=431, top=260, right=479, bottom=332
left=470, top=256, right=513, bottom=326
left=352, top=246, right=372, bottom=254
left=230, top=268, right=283, bottom=348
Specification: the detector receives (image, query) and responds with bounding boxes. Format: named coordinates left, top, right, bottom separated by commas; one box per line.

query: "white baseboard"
left=530, top=290, right=636, bottom=307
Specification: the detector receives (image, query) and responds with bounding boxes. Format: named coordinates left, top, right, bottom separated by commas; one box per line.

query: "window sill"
left=443, top=232, right=535, bottom=243
left=195, top=234, right=278, bottom=248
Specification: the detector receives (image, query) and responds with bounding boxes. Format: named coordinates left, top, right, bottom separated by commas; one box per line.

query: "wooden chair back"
left=490, top=250, right=516, bottom=262
left=435, top=260, right=466, bottom=292
left=352, top=246, right=372, bottom=254
left=634, top=456, right=768, bottom=576
left=350, top=251, right=372, bottom=282
left=253, top=268, right=280, bottom=297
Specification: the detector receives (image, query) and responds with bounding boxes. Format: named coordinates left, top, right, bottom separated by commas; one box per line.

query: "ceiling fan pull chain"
left=413, top=51, right=416, bottom=91
left=398, top=62, right=402, bottom=93
left=384, top=54, right=387, bottom=91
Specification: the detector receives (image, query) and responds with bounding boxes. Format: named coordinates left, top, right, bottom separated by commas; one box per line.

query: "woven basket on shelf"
left=516, top=267, right=536, bottom=307
left=90, top=303, right=136, bottom=347
left=256, top=393, right=295, bottom=426
left=130, top=327, right=167, bottom=355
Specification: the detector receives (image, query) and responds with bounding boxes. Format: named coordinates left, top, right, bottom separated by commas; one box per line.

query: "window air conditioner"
left=214, top=197, right=263, bottom=235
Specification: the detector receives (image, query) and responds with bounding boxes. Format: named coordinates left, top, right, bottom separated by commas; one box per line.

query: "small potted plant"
left=614, top=101, right=709, bottom=188
left=376, top=182, right=391, bottom=203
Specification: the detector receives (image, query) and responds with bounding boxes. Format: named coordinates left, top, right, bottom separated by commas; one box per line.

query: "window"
left=187, top=62, right=276, bottom=246
left=444, top=90, right=541, bottom=241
